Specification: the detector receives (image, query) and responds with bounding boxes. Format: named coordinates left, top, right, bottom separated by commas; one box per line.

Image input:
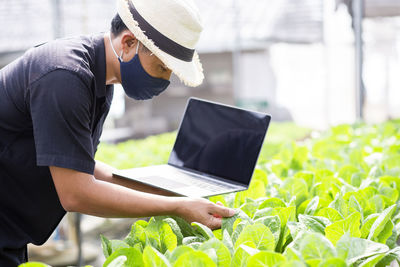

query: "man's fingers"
left=212, top=201, right=224, bottom=218
left=211, top=203, right=235, bottom=218
left=208, top=215, right=222, bottom=230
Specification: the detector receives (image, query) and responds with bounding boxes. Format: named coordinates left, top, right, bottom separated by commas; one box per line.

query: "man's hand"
left=176, top=198, right=235, bottom=230
left=49, top=166, right=235, bottom=226
left=93, top=160, right=235, bottom=229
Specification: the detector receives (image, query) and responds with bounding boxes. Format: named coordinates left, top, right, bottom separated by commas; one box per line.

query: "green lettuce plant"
left=97, top=121, right=400, bottom=266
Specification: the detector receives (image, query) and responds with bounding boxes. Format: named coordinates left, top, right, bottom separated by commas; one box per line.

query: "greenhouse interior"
left=1, top=0, right=400, bottom=266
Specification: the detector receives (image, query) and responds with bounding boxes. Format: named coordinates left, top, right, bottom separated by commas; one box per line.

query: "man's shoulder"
left=24, top=34, right=101, bottom=88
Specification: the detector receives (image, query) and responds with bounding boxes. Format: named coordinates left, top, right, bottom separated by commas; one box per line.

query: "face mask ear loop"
left=119, top=50, right=124, bottom=62
left=135, top=41, right=140, bottom=55
left=109, top=32, right=124, bottom=62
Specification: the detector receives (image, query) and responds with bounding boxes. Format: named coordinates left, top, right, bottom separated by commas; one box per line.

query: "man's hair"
left=110, top=14, right=151, bottom=53
left=110, top=14, right=128, bottom=37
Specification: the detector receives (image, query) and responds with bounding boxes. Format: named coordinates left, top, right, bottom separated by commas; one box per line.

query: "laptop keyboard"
left=188, top=178, right=235, bottom=192
left=176, top=171, right=238, bottom=192
left=139, top=176, right=188, bottom=189
left=141, top=172, right=237, bottom=193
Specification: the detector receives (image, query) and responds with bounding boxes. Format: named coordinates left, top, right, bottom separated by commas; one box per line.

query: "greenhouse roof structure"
left=0, top=0, right=399, bottom=55
left=0, top=0, right=323, bottom=55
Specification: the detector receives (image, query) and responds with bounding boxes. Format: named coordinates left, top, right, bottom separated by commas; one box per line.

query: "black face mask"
left=109, top=35, right=170, bottom=100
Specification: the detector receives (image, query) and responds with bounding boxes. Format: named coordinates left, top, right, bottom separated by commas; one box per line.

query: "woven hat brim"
left=117, top=0, right=204, bottom=87
left=156, top=49, right=204, bottom=87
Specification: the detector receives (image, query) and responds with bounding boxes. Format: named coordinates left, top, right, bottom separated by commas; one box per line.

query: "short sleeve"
left=29, top=69, right=95, bottom=174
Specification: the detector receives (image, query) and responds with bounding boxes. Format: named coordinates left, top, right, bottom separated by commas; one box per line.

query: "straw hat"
left=117, top=0, right=204, bottom=87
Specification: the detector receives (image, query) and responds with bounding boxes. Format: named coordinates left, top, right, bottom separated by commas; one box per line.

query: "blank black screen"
left=168, top=98, right=271, bottom=185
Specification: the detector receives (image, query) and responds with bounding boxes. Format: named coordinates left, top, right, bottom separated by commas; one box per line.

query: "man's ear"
left=120, top=31, right=137, bottom=54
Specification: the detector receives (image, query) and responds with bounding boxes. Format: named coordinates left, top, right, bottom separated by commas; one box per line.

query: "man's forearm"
left=94, top=160, right=176, bottom=196
left=51, top=166, right=182, bottom=218
left=78, top=177, right=182, bottom=218
left=51, top=166, right=235, bottom=229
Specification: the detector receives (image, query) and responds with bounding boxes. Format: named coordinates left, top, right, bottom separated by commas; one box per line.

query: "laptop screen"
left=168, top=98, right=271, bottom=186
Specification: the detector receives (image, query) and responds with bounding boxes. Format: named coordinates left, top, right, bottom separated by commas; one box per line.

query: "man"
left=0, top=0, right=235, bottom=265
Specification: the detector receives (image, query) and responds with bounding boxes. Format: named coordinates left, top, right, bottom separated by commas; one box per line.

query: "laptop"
left=113, top=97, right=271, bottom=197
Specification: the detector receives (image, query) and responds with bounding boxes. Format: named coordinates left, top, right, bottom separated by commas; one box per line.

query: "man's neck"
left=103, top=32, right=121, bottom=85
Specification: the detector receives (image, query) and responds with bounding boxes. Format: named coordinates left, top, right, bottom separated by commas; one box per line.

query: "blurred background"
left=1, top=0, right=400, bottom=135
left=1, top=0, right=400, bottom=265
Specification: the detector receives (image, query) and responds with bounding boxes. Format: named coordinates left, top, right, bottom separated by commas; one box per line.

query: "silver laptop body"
left=113, top=97, right=271, bottom=198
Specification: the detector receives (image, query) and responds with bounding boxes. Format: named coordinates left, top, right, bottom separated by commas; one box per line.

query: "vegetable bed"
left=100, top=120, right=400, bottom=266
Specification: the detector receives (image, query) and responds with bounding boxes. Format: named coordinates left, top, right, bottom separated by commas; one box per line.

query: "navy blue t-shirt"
left=0, top=34, right=113, bottom=248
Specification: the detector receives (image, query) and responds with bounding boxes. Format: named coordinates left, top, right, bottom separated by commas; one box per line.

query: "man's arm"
left=50, top=166, right=235, bottom=229
left=93, top=160, right=176, bottom=196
